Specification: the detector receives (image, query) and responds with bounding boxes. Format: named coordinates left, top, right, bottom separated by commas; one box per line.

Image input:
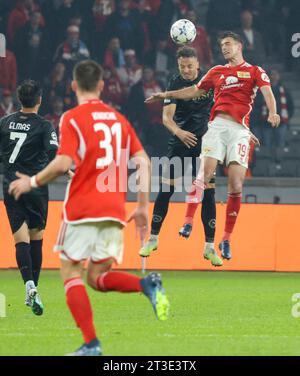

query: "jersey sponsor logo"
left=50, top=131, right=58, bottom=146
left=225, top=76, right=238, bottom=85
left=261, top=73, right=270, bottom=83
left=9, top=122, right=31, bottom=131
left=237, top=71, right=251, bottom=78
left=92, top=112, right=117, bottom=121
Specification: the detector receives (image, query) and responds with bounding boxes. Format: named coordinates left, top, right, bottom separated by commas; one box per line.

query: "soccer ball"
left=170, top=19, right=197, bottom=45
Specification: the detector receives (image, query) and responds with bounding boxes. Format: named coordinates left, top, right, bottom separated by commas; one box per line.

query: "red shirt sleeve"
left=57, top=112, right=79, bottom=160
left=255, top=66, right=271, bottom=88
left=126, top=120, right=143, bottom=157
left=196, top=67, right=215, bottom=91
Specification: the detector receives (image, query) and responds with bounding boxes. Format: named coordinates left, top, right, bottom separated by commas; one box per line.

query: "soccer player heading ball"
left=145, top=31, right=280, bottom=260
left=9, top=60, right=170, bottom=356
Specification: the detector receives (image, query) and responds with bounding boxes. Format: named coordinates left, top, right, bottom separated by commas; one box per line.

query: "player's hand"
left=175, top=129, right=198, bottom=148
left=127, top=205, right=149, bottom=243
left=268, top=113, right=280, bottom=128
left=145, top=92, right=167, bottom=103
left=9, top=172, right=31, bottom=200
left=249, top=131, right=260, bottom=146
left=67, top=170, right=75, bottom=179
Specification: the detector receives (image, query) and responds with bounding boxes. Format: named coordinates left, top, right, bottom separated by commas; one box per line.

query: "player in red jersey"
left=146, top=31, right=280, bottom=261
left=9, top=60, right=170, bottom=356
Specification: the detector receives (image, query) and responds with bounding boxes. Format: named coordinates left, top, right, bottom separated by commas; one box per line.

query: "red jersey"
left=58, top=99, right=143, bottom=225
left=196, top=61, right=271, bottom=127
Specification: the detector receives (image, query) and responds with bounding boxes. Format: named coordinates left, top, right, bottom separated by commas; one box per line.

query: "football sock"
left=222, top=193, right=242, bottom=241
left=151, top=182, right=175, bottom=235
left=97, top=271, right=142, bottom=293
left=15, top=242, right=34, bottom=284
left=201, top=188, right=216, bottom=243
left=184, top=178, right=205, bottom=223
left=64, top=278, right=97, bottom=344
left=30, top=240, right=43, bottom=286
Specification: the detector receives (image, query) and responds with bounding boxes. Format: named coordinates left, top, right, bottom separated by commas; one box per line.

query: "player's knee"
left=229, top=181, right=243, bottom=194
left=87, top=273, right=98, bottom=290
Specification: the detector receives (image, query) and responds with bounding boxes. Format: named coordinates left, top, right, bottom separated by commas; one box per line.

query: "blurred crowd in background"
left=0, top=0, right=299, bottom=176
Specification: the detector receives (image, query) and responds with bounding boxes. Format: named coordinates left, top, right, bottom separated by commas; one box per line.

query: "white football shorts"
left=54, top=220, right=124, bottom=264
left=201, top=116, right=251, bottom=168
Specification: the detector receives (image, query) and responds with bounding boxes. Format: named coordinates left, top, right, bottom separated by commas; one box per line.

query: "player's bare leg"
left=140, top=177, right=175, bottom=257
left=219, top=162, right=247, bottom=260
left=61, top=258, right=101, bottom=356
left=87, top=258, right=169, bottom=321
left=13, top=222, right=43, bottom=314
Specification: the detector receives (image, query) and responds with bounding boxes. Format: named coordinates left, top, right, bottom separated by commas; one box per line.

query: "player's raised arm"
left=260, top=86, right=280, bottom=128
left=145, top=85, right=206, bottom=103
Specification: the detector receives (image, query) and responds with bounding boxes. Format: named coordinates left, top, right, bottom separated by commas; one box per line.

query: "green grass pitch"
left=0, top=270, right=300, bottom=356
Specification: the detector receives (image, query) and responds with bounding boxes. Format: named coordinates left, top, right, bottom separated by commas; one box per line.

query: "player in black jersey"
left=0, top=80, right=58, bottom=315
left=139, top=47, right=222, bottom=266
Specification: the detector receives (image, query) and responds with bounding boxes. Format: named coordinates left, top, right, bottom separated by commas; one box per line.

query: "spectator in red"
left=53, top=25, right=90, bottom=78
left=92, top=0, right=115, bottom=33
left=0, top=90, right=17, bottom=118
left=44, top=96, right=64, bottom=137
left=102, top=66, right=124, bottom=111
left=0, top=49, right=17, bottom=92
left=128, top=66, right=168, bottom=156
left=116, top=49, right=142, bottom=97
left=186, top=9, right=213, bottom=69
left=103, top=37, right=125, bottom=74
left=7, top=0, right=44, bottom=46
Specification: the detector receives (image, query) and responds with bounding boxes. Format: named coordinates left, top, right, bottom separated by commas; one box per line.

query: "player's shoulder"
left=204, top=65, right=225, bottom=76
left=167, top=73, right=182, bottom=88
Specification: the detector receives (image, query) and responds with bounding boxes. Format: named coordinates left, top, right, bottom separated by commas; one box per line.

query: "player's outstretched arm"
left=145, top=85, right=206, bottom=103
left=127, top=150, right=150, bottom=243
left=260, top=86, right=281, bottom=128
left=9, top=155, right=73, bottom=200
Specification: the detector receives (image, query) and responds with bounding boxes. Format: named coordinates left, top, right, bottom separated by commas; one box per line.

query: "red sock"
left=64, top=278, right=97, bottom=344
left=222, top=193, right=242, bottom=241
left=97, top=271, right=142, bottom=293
left=184, top=179, right=205, bottom=223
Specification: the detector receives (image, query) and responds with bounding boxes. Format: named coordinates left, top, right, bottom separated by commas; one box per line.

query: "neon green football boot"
left=203, top=246, right=223, bottom=267
left=139, top=236, right=158, bottom=257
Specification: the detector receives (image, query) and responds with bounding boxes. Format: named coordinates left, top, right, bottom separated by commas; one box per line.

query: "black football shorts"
left=3, top=184, right=48, bottom=234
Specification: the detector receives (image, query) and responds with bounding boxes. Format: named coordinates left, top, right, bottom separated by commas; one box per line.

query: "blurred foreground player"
left=140, top=47, right=222, bottom=267
left=146, top=31, right=280, bottom=260
left=0, top=80, right=58, bottom=315
left=10, top=60, right=170, bottom=356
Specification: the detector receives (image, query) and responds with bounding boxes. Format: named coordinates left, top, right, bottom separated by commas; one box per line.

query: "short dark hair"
left=176, top=46, right=198, bottom=60
left=73, top=60, right=104, bottom=91
left=218, top=31, right=243, bottom=45
left=17, top=80, right=42, bottom=108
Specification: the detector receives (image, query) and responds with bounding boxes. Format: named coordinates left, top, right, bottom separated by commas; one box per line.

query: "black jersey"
left=0, top=111, right=58, bottom=185
left=164, top=71, right=213, bottom=146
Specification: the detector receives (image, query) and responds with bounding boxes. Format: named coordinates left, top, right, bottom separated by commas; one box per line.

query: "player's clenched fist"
left=268, top=113, right=280, bottom=128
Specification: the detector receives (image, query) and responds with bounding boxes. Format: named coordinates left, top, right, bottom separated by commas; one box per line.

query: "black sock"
left=15, top=242, right=33, bottom=284
left=201, top=188, right=216, bottom=243
left=151, top=183, right=175, bottom=235
left=30, top=240, right=43, bottom=286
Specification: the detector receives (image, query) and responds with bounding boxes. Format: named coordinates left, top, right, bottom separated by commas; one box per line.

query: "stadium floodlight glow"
left=0, top=33, right=6, bottom=57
